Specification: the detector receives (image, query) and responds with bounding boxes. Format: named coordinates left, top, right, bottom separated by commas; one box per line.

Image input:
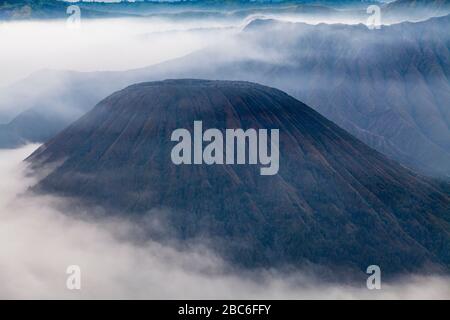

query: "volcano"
left=28, top=80, right=450, bottom=275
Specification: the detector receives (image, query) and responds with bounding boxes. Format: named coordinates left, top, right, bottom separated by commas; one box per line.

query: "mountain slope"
left=238, top=16, right=450, bottom=177
left=0, top=109, right=66, bottom=147
left=28, top=80, right=450, bottom=275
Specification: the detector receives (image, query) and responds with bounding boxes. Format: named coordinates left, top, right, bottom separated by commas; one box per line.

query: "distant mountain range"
left=387, top=0, right=450, bottom=12
left=0, top=0, right=133, bottom=20
left=28, top=80, right=450, bottom=275
left=238, top=16, right=450, bottom=177
left=0, top=0, right=359, bottom=21
left=1, top=0, right=447, bottom=22
left=385, top=0, right=450, bottom=21
left=0, top=69, right=123, bottom=147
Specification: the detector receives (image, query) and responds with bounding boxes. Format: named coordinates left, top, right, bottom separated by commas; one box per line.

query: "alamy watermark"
left=66, top=5, right=81, bottom=29
left=366, top=265, right=381, bottom=290
left=66, top=265, right=81, bottom=290
left=366, top=5, right=381, bottom=30
left=171, top=121, right=279, bottom=176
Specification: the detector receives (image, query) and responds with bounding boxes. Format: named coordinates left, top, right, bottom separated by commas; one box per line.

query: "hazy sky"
left=0, top=6, right=377, bottom=87
left=0, top=18, right=238, bottom=87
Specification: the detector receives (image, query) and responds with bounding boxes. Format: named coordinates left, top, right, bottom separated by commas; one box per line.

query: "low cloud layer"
left=0, top=145, right=449, bottom=299
left=0, top=10, right=381, bottom=88
left=0, top=18, right=238, bottom=87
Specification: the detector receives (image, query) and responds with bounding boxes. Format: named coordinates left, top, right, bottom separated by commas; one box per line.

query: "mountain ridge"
left=28, top=79, right=450, bottom=275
